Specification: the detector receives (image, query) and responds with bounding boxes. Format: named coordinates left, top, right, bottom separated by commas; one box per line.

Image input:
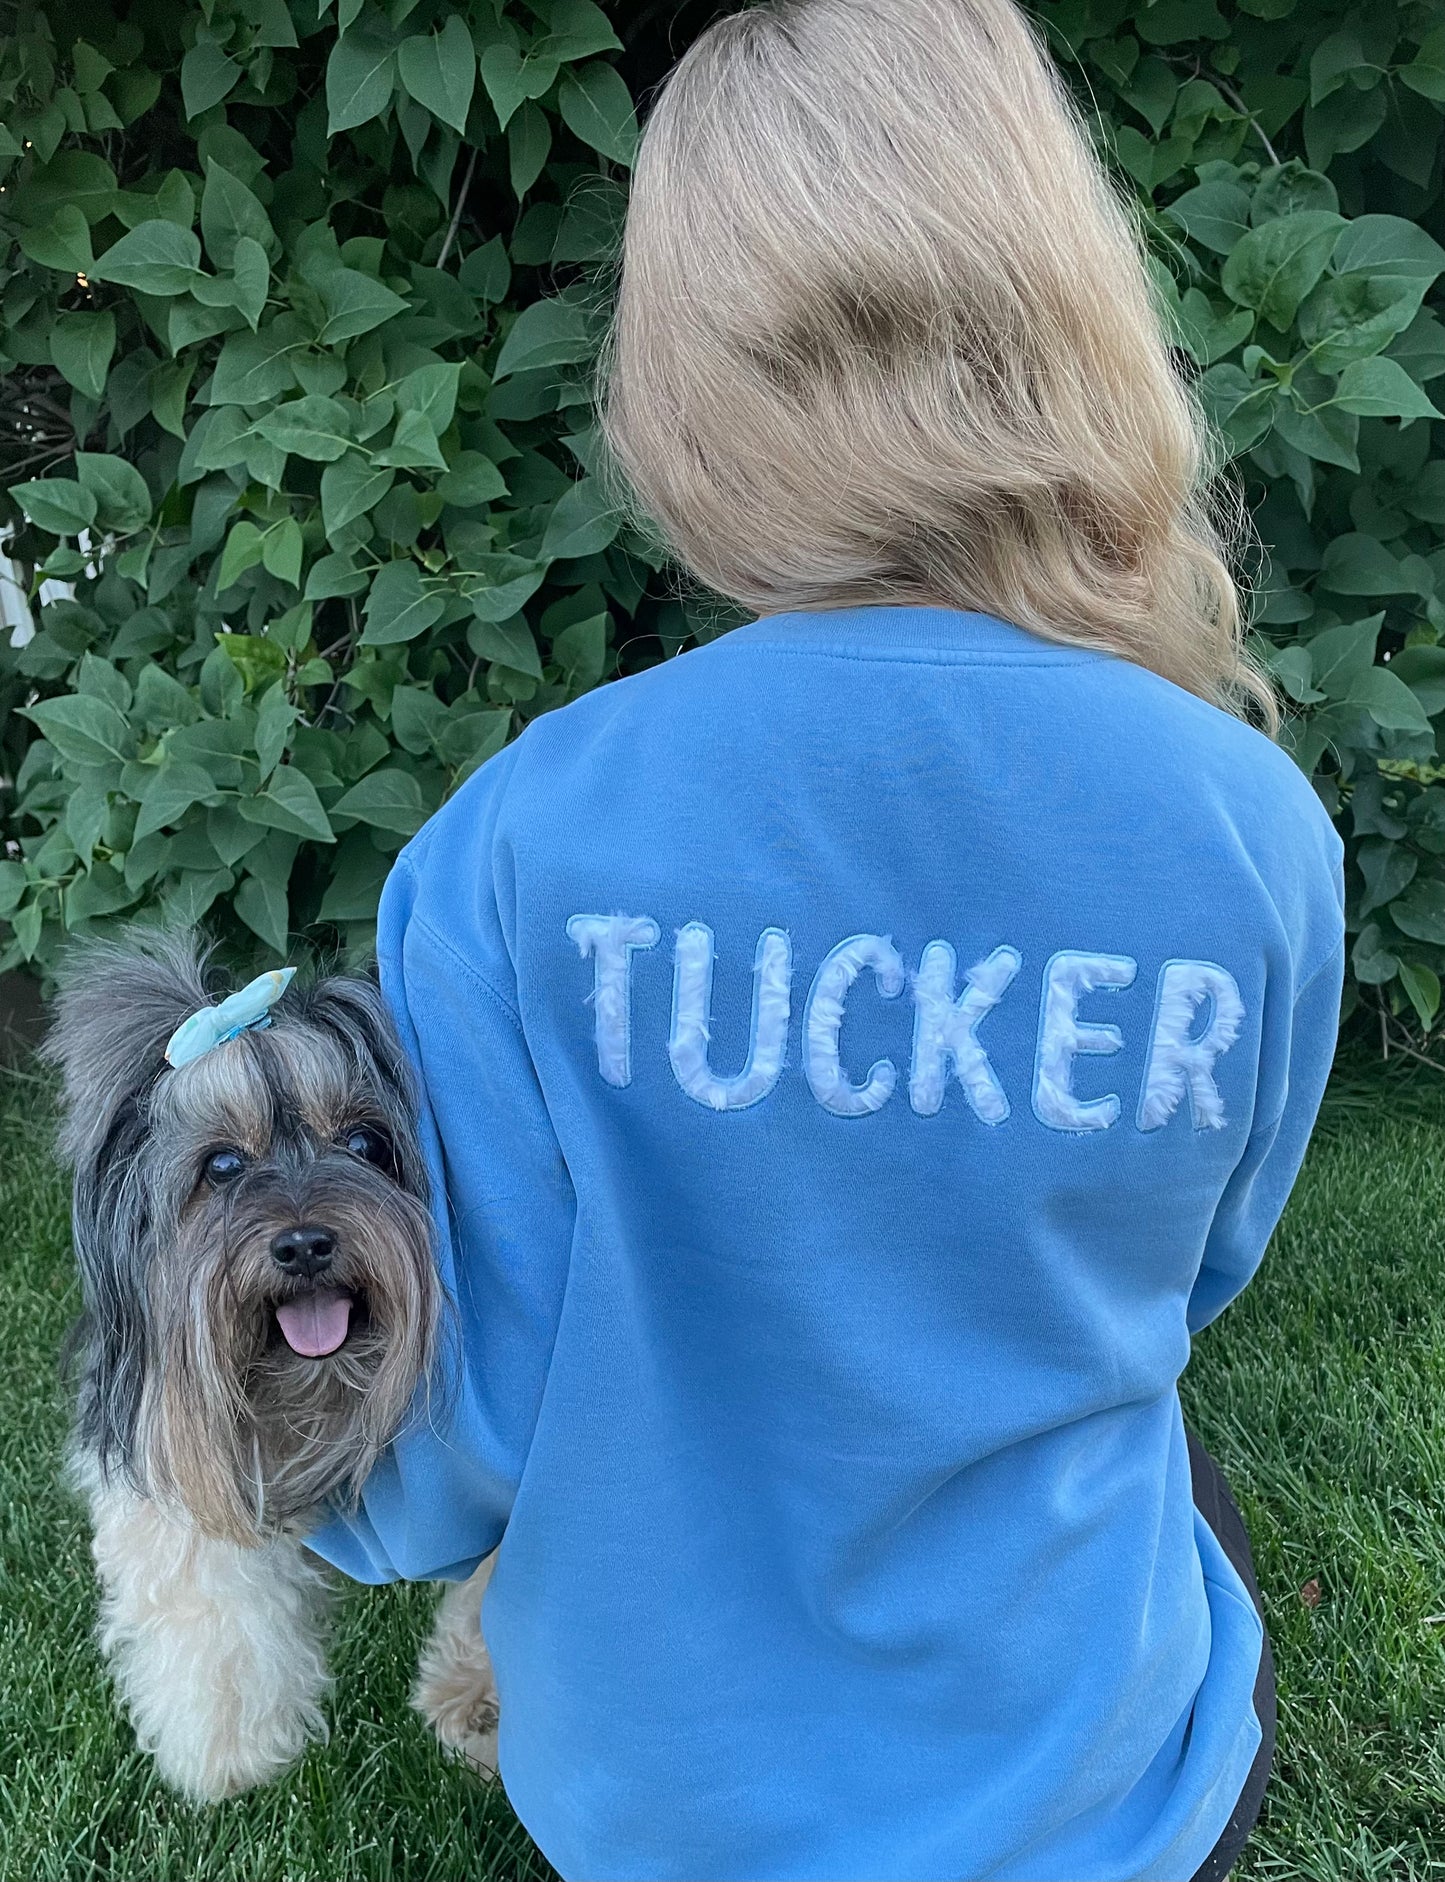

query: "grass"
left=2, top=1045, right=1444, bottom=1879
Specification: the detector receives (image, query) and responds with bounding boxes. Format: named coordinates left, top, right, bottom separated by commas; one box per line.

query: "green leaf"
left=552, top=611, right=608, bottom=687
left=1319, top=536, right=1414, bottom=596
left=436, top=451, right=507, bottom=508
left=493, top=295, right=596, bottom=379
left=1384, top=646, right=1445, bottom=713
left=373, top=409, right=449, bottom=470
left=1332, top=214, right=1445, bottom=282
left=1398, top=959, right=1441, bottom=1031
left=161, top=867, right=235, bottom=928
left=13, top=149, right=118, bottom=224
left=327, top=29, right=398, bottom=134
left=18, top=204, right=96, bottom=274
left=1401, top=27, right=1445, bottom=103
left=92, top=219, right=202, bottom=295
left=262, top=517, right=305, bottom=588
left=1359, top=836, right=1418, bottom=916
left=209, top=319, right=306, bottom=404
left=235, top=872, right=290, bottom=954
left=389, top=685, right=448, bottom=753
left=508, top=100, right=551, bottom=198
left=1299, top=273, right=1429, bottom=374
left=238, top=766, right=335, bottom=842
left=64, top=861, right=136, bottom=928
left=75, top=454, right=152, bottom=535
left=319, top=837, right=391, bottom=922
left=435, top=707, right=510, bottom=778
left=1391, top=878, right=1445, bottom=944
left=23, top=693, right=132, bottom=765
left=1164, top=181, right=1251, bottom=255
left=395, top=361, right=462, bottom=432
left=1307, top=614, right=1384, bottom=693
left=397, top=15, right=476, bottom=134
left=181, top=38, right=243, bottom=119
left=253, top=394, right=355, bottom=463
left=1221, top=212, right=1345, bottom=329
left=226, top=236, right=271, bottom=330
left=361, top=559, right=447, bottom=644
left=1345, top=665, right=1433, bottom=734
left=315, top=266, right=410, bottom=344
left=466, top=610, right=543, bottom=675
left=541, top=478, right=619, bottom=558
left=200, top=159, right=277, bottom=270
left=1334, top=357, right=1444, bottom=422
left=320, top=457, right=396, bottom=533
left=218, top=521, right=267, bottom=592
left=330, top=766, right=428, bottom=835
left=557, top=60, right=638, bottom=167
left=479, top=42, right=557, bottom=131
left=12, top=479, right=98, bottom=537
left=305, top=550, right=370, bottom=599
left=133, top=762, right=224, bottom=840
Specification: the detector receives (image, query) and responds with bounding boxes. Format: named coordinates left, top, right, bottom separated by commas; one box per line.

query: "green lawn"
left=2, top=1047, right=1444, bottom=1880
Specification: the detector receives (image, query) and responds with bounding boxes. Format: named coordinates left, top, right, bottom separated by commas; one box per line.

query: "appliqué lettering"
left=567, top=914, right=660, bottom=1088
left=803, top=935, right=907, bottom=1117
left=670, top=922, right=793, bottom=1110
left=1137, top=960, right=1245, bottom=1131
left=567, top=918, right=1246, bottom=1133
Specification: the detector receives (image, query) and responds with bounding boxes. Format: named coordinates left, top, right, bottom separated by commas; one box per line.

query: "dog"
left=43, top=928, right=499, bottom=1801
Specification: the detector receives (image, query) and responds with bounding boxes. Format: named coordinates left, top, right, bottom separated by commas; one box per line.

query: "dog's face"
left=46, top=932, right=438, bottom=1544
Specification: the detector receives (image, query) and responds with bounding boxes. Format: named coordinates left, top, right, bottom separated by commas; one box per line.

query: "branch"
left=437, top=145, right=480, bottom=270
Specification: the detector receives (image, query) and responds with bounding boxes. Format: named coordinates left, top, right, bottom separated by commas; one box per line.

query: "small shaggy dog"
left=44, top=930, right=497, bottom=1801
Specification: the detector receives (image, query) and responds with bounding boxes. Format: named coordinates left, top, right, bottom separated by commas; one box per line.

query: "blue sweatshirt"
left=306, top=604, right=1344, bottom=1882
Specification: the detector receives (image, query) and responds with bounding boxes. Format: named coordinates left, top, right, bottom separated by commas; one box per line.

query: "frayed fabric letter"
left=1138, top=960, right=1245, bottom=1131
left=567, top=915, right=661, bottom=1088
left=804, top=935, right=906, bottom=1117
left=1032, top=951, right=1137, bottom=1132
left=669, top=923, right=793, bottom=1111
left=910, top=943, right=1022, bottom=1122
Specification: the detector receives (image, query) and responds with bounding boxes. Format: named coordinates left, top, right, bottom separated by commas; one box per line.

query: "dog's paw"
left=412, top=1564, right=500, bottom=1778
left=417, top=1668, right=500, bottom=1776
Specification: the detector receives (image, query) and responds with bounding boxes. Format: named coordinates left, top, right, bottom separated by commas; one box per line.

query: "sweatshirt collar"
left=727, top=604, right=1103, bottom=663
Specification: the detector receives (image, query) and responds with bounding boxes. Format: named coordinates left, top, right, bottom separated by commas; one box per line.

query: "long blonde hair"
left=599, top=0, right=1274, bottom=729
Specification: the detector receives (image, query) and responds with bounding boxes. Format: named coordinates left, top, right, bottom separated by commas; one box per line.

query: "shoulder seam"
left=409, top=910, right=526, bottom=1038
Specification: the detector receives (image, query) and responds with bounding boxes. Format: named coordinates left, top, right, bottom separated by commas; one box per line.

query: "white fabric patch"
left=1137, top=960, right=1246, bottom=1131
left=1032, top=951, right=1138, bottom=1132
left=669, top=923, right=793, bottom=1111
left=567, top=914, right=661, bottom=1088
left=804, top=934, right=907, bottom=1117
left=909, top=943, right=1022, bottom=1122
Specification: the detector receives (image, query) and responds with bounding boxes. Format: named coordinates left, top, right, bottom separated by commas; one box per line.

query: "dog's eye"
left=204, top=1148, right=247, bottom=1186
left=343, top=1126, right=391, bottom=1167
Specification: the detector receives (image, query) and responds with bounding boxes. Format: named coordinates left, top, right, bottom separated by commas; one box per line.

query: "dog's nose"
left=270, top=1226, right=336, bottom=1280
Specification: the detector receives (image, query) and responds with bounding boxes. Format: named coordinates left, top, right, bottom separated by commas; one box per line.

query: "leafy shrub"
left=2, top=0, right=1445, bottom=1055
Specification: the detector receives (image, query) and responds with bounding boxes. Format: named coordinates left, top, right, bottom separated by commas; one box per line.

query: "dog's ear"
left=298, top=972, right=427, bottom=1193
left=42, top=927, right=214, bottom=1165
left=43, top=928, right=213, bottom=1484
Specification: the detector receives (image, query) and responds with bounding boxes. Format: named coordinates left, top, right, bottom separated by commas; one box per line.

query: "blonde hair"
left=599, top=0, right=1274, bottom=729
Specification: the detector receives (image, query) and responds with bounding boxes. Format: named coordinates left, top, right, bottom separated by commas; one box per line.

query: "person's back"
left=307, top=3, right=1345, bottom=1876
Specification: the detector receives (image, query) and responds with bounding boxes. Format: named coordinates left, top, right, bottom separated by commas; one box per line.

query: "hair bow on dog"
left=164, top=967, right=297, bottom=1070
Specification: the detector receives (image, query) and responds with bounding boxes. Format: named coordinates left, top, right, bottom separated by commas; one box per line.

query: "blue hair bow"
left=164, top=967, right=297, bottom=1069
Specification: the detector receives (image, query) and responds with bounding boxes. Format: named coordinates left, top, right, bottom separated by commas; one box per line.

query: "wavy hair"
left=599, top=0, right=1274, bottom=729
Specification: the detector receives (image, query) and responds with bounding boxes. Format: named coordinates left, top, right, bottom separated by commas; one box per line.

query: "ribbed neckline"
left=727, top=604, right=1106, bottom=663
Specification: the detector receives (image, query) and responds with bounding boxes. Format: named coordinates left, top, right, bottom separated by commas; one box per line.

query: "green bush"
left=2, top=0, right=1445, bottom=1048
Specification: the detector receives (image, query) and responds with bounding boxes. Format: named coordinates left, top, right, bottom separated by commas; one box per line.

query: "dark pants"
left=1185, top=1433, right=1276, bottom=1882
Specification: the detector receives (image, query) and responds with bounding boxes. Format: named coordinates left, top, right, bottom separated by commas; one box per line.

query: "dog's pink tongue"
left=275, top=1289, right=353, bottom=1358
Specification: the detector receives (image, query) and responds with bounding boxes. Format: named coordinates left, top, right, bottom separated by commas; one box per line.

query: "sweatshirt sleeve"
left=1186, top=932, right=1344, bottom=1335
left=303, top=797, right=577, bottom=1585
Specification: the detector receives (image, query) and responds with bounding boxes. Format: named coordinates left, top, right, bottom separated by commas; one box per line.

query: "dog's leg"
left=412, top=1556, right=499, bottom=1774
left=86, top=1470, right=332, bottom=1801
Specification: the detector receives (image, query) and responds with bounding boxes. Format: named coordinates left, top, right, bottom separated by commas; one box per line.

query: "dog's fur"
left=46, top=930, right=498, bottom=1799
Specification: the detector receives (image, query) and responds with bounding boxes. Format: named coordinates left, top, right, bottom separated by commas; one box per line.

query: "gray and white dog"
left=44, top=929, right=497, bottom=1801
